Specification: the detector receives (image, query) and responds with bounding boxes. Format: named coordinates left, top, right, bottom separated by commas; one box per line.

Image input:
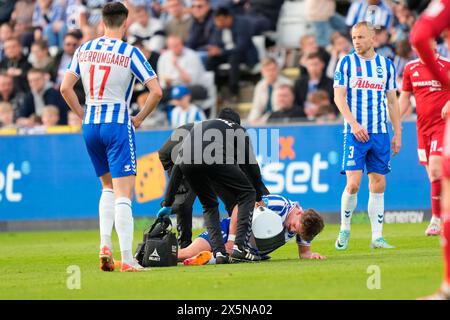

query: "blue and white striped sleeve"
left=333, top=56, right=349, bottom=88
left=386, top=59, right=397, bottom=91
left=66, top=46, right=81, bottom=78
left=296, top=235, right=311, bottom=247
left=130, top=47, right=157, bottom=84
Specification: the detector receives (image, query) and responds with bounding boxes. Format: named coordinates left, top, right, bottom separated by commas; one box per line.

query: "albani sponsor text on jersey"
left=352, top=78, right=385, bottom=90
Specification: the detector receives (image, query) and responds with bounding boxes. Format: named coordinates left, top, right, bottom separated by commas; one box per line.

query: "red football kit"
left=402, top=56, right=450, bottom=164
left=411, top=0, right=450, bottom=291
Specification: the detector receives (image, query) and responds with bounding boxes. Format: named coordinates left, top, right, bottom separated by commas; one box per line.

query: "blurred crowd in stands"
left=0, top=0, right=448, bottom=134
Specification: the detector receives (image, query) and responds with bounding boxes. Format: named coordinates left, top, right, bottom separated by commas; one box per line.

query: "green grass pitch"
left=0, top=222, right=443, bottom=300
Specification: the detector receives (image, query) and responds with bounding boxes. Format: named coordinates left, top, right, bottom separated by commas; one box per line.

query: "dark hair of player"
left=102, top=2, right=129, bottom=28
left=300, top=209, right=325, bottom=242
left=218, top=107, right=241, bottom=125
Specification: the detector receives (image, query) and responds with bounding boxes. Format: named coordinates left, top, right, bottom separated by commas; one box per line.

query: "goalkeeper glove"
left=157, top=206, right=172, bottom=218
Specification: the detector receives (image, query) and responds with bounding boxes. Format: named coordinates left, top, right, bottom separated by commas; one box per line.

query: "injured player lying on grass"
left=179, top=194, right=326, bottom=265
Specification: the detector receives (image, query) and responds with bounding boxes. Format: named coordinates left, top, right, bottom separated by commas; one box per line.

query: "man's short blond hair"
left=352, top=21, right=375, bottom=34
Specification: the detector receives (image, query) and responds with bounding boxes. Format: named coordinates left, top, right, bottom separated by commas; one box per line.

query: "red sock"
left=443, top=217, right=450, bottom=285
left=431, top=180, right=442, bottom=219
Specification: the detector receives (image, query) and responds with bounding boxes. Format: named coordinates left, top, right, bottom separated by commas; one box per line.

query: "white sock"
left=99, top=188, right=115, bottom=249
left=341, top=190, right=357, bottom=231
left=368, top=192, right=384, bottom=241
left=115, top=197, right=134, bottom=265
left=121, top=250, right=134, bottom=265
left=442, top=282, right=450, bottom=295
left=430, top=216, right=441, bottom=225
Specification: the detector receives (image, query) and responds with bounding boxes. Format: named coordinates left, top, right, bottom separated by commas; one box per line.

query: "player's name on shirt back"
left=67, top=37, right=157, bottom=125
left=77, top=50, right=131, bottom=68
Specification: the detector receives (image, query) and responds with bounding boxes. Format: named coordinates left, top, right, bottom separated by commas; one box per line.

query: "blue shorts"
left=341, top=133, right=391, bottom=175
left=83, top=122, right=137, bottom=178
left=198, top=217, right=231, bottom=245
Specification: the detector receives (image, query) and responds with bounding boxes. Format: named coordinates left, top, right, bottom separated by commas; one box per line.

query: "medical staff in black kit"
left=158, top=123, right=196, bottom=249
left=158, top=108, right=268, bottom=263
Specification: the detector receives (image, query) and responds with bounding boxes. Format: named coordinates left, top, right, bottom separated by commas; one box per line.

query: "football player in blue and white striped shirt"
left=178, top=194, right=326, bottom=265
left=333, top=21, right=401, bottom=250
left=60, top=2, right=163, bottom=272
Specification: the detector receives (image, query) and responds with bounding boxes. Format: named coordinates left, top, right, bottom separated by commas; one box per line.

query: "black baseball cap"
left=218, top=108, right=241, bottom=125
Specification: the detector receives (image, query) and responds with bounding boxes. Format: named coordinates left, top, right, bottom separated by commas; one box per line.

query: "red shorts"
left=417, top=129, right=444, bottom=165
left=443, top=120, right=450, bottom=177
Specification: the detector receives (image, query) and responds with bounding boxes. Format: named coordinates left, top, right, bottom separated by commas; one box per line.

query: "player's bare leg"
left=112, top=175, right=142, bottom=272
left=179, top=238, right=213, bottom=266
left=178, top=238, right=212, bottom=261
left=425, top=156, right=442, bottom=236
left=98, top=173, right=115, bottom=271
left=336, top=170, right=362, bottom=250
left=368, top=172, right=394, bottom=249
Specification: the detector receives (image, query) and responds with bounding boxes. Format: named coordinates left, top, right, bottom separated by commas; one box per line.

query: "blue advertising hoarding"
left=0, top=122, right=429, bottom=221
